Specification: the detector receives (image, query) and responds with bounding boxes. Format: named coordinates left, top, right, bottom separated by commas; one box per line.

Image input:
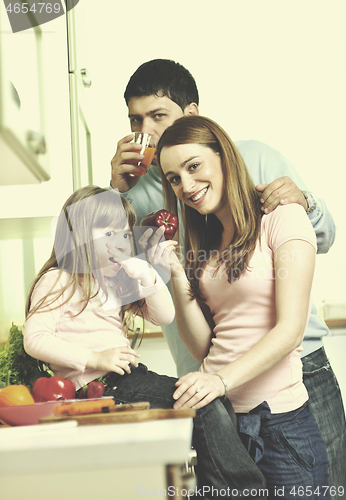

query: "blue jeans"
left=237, top=402, right=330, bottom=500
left=302, top=347, right=346, bottom=497
left=104, top=363, right=267, bottom=498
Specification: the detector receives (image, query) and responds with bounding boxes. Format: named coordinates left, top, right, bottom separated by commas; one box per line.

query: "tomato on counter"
left=32, top=376, right=76, bottom=402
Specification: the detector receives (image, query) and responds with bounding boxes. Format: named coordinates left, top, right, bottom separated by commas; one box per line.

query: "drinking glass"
left=131, top=132, right=156, bottom=176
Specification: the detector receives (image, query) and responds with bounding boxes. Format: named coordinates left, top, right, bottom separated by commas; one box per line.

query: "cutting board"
left=39, top=408, right=196, bottom=426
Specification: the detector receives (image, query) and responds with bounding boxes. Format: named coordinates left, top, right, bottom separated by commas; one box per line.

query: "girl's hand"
left=87, top=346, right=140, bottom=375
left=173, top=371, right=225, bottom=410
left=106, top=243, right=155, bottom=285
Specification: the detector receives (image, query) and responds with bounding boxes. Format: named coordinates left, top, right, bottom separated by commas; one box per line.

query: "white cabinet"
left=0, top=6, right=95, bottom=343
left=0, top=13, right=74, bottom=343
left=0, top=4, right=50, bottom=185
left=0, top=419, right=195, bottom=500
left=0, top=14, right=73, bottom=222
left=0, top=3, right=95, bottom=220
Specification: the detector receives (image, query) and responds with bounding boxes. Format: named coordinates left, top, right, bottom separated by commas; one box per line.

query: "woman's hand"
left=168, top=245, right=186, bottom=280
left=87, top=346, right=140, bottom=375
left=138, top=226, right=180, bottom=281
left=173, top=371, right=225, bottom=410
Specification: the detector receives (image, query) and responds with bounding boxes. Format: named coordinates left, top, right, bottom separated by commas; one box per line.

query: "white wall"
left=83, top=0, right=346, bottom=311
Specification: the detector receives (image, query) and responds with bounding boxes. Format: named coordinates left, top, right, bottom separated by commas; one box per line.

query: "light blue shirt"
left=123, top=140, right=336, bottom=374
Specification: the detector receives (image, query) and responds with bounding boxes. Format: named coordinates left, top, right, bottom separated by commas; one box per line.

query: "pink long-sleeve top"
left=24, top=269, right=174, bottom=389
left=200, top=204, right=317, bottom=414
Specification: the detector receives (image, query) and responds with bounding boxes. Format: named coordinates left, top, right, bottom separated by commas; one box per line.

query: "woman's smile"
left=189, top=186, right=209, bottom=204
left=160, top=143, right=228, bottom=219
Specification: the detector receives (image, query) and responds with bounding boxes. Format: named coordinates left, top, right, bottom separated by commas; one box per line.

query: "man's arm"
left=256, top=178, right=335, bottom=254
left=236, top=140, right=336, bottom=254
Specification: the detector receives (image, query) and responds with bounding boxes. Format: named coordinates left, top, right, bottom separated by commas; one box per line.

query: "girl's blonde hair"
left=157, top=115, right=263, bottom=300
left=25, top=186, right=143, bottom=334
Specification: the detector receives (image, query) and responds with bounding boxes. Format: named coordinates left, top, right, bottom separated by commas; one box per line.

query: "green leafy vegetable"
left=0, top=323, right=52, bottom=389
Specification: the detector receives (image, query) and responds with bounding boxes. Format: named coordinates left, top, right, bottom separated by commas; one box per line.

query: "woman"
left=157, top=116, right=330, bottom=499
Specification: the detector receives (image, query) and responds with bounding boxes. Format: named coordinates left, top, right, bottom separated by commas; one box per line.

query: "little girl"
left=25, top=186, right=175, bottom=385
left=24, top=185, right=267, bottom=496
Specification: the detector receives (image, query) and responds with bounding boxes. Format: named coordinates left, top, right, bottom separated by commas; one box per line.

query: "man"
left=110, top=59, right=345, bottom=492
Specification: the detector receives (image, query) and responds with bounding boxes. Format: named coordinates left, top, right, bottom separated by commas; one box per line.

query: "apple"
left=140, top=209, right=178, bottom=240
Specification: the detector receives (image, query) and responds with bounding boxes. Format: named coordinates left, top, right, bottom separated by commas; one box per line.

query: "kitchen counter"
left=0, top=418, right=194, bottom=500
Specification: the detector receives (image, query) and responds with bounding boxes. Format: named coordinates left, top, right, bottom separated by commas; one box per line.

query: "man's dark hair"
left=124, top=59, right=199, bottom=111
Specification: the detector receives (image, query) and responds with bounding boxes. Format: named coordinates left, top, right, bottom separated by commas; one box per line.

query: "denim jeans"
left=302, top=347, right=346, bottom=497
left=237, top=401, right=330, bottom=500
left=104, top=363, right=267, bottom=498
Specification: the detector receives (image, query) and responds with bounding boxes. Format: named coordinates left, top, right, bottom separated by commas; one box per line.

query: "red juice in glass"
left=131, top=145, right=156, bottom=176
left=130, top=132, right=155, bottom=176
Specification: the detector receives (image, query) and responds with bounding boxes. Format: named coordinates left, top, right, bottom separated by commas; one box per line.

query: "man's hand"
left=110, top=134, right=144, bottom=192
left=256, top=176, right=308, bottom=214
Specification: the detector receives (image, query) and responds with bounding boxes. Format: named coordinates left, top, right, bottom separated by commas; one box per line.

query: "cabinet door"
left=66, top=1, right=93, bottom=190
left=0, top=4, right=49, bottom=184
left=0, top=15, right=73, bottom=220
left=69, top=72, right=93, bottom=190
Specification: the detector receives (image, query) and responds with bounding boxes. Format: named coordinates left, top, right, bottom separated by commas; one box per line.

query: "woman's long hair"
left=157, top=115, right=263, bottom=301
left=25, top=186, right=143, bottom=334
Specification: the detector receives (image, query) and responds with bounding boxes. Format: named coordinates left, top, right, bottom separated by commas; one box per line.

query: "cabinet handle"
left=26, top=130, right=46, bottom=155
left=81, top=68, right=92, bottom=88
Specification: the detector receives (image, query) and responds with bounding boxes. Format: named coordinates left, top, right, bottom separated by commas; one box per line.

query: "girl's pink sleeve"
left=138, top=272, right=175, bottom=326
left=24, top=271, right=91, bottom=372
